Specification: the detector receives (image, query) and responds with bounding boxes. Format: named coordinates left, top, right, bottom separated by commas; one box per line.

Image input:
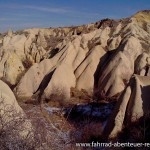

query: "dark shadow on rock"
left=49, top=48, right=59, bottom=59
left=93, top=37, right=130, bottom=97
left=33, top=69, right=56, bottom=101
left=141, top=85, right=150, bottom=114
left=93, top=49, right=118, bottom=99
left=118, top=114, right=150, bottom=144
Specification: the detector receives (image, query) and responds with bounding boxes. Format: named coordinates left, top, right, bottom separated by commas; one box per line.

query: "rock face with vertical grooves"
left=0, top=10, right=144, bottom=101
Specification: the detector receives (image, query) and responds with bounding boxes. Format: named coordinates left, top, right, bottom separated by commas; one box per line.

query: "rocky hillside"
left=0, top=10, right=150, bottom=140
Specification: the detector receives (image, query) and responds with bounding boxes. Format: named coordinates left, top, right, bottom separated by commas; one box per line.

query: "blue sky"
left=0, top=0, right=150, bottom=32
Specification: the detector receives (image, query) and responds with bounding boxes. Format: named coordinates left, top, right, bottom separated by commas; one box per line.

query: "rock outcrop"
left=103, top=75, right=150, bottom=139
left=96, top=36, right=142, bottom=97
left=15, top=29, right=107, bottom=100
left=0, top=80, right=32, bottom=138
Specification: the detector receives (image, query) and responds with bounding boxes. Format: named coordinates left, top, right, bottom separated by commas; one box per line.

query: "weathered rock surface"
left=96, top=36, right=142, bottom=97
left=103, top=75, right=150, bottom=139
left=75, top=45, right=106, bottom=91
left=15, top=59, right=54, bottom=98
left=0, top=80, right=32, bottom=138
left=0, top=80, right=22, bottom=112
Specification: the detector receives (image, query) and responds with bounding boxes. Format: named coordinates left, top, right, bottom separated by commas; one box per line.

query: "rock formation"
left=0, top=11, right=144, bottom=102
left=0, top=10, right=150, bottom=139
left=103, top=75, right=150, bottom=139
left=0, top=80, right=32, bottom=138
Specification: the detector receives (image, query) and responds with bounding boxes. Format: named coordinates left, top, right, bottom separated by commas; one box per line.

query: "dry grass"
left=0, top=84, right=115, bottom=150
left=45, top=87, right=93, bottom=108
left=70, top=87, right=92, bottom=104
left=0, top=96, right=81, bottom=150
left=133, top=10, right=150, bottom=23
left=93, top=89, right=119, bottom=102
left=0, top=99, right=34, bottom=150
